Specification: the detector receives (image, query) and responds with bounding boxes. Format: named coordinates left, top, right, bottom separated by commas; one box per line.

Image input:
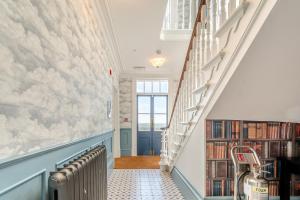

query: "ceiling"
left=208, top=0, right=300, bottom=122
left=107, top=0, right=190, bottom=78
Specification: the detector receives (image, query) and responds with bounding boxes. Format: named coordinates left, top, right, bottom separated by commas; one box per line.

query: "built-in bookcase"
left=205, top=120, right=300, bottom=197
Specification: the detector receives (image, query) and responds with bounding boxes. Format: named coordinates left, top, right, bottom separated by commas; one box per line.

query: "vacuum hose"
left=237, top=170, right=250, bottom=200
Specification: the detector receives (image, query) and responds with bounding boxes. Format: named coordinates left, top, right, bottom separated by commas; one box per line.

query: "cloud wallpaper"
left=0, top=0, right=117, bottom=160
left=119, top=78, right=132, bottom=129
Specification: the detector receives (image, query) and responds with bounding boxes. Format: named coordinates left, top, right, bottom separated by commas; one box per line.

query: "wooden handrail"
left=168, top=0, right=206, bottom=128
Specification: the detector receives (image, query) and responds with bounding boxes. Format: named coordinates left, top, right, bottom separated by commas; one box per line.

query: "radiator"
left=48, top=145, right=107, bottom=200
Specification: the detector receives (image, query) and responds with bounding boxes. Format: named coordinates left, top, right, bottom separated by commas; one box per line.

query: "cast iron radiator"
left=48, top=145, right=107, bottom=200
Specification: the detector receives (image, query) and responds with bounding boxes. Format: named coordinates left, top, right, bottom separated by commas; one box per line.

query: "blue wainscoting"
left=120, top=128, right=132, bottom=156
left=0, top=130, right=114, bottom=200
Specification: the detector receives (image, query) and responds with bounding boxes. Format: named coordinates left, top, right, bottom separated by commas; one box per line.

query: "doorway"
left=137, top=95, right=168, bottom=155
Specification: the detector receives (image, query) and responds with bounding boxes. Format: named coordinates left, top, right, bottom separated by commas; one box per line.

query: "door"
left=137, top=95, right=168, bottom=155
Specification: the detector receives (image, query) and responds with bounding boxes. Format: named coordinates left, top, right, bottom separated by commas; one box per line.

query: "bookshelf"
left=205, top=120, right=300, bottom=197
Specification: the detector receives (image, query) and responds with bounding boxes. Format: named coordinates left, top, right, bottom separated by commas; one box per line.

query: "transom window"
left=136, top=80, right=168, bottom=94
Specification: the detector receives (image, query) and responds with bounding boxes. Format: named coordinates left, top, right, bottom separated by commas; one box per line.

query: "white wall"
left=0, top=0, right=120, bottom=160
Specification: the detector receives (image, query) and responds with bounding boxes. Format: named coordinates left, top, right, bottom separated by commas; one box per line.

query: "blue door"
left=137, top=95, right=168, bottom=155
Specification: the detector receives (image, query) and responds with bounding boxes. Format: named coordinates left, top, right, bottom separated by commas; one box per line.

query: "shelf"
left=207, top=177, right=233, bottom=180
left=207, top=138, right=240, bottom=142
left=192, top=82, right=210, bottom=95
left=202, top=50, right=226, bottom=71
left=243, top=138, right=292, bottom=141
left=207, top=158, right=231, bottom=161
left=215, top=0, right=249, bottom=38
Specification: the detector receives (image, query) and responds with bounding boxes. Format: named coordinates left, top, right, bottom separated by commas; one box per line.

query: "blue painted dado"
left=120, top=128, right=132, bottom=156
left=0, top=130, right=114, bottom=200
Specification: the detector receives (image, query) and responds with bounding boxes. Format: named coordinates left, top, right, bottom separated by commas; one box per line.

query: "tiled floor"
left=108, top=169, right=184, bottom=200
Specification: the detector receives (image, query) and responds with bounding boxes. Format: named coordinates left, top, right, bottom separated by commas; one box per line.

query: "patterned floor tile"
left=108, top=169, right=184, bottom=200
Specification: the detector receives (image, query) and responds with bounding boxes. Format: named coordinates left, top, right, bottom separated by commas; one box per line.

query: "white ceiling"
left=107, top=0, right=190, bottom=78
left=208, top=0, right=300, bottom=122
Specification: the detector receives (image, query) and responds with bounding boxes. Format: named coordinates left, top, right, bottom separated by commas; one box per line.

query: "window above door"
left=136, top=80, right=168, bottom=94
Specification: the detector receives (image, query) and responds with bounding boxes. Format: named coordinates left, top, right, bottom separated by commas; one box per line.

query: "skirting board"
left=171, top=167, right=203, bottom=200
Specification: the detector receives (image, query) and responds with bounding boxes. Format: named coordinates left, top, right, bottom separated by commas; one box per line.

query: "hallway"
left=108, top=169, right=184, bottom=200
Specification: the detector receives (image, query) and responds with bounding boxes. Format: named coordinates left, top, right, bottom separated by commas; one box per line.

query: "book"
left=215, top=161, right=227, bottom=178
left=296, top=124, right=300, bottom=138
left=243, top=123, right=248, bottom=138
left=248, top=123, right=257, bottom=139
left=206, top=120, right=212, bottom=139
left=269, top=181, right=279, bottom=196
left=256, top=123, right=263, bottom=139
left=213, top=180, right=222, bottom=196
left=262, top=123, right=268, bottom=139
left=213, top=121, right=223, bottom=138
left=269, top=141, right=280, bottom=158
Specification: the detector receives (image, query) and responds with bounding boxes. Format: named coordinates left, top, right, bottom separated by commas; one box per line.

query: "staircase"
left=160, top=0, right=278, bottom=173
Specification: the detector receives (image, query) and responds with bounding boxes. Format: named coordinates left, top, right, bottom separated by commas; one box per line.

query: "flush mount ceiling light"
left=149, top=50, right=166, bottom=68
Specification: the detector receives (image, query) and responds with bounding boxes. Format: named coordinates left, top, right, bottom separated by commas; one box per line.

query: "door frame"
left=136, top=94, right=168, bottom=155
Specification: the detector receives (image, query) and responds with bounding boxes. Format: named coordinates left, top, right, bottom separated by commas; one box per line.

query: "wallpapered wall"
left=0, top=0, right=117, bottom=160
left=119, top=78, right=132, bottom=128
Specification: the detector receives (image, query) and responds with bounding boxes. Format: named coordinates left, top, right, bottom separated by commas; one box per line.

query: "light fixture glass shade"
left=149, top=57, right=166, bottom=68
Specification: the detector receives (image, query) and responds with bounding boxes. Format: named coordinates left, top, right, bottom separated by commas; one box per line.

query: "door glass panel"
left=154, top=114, right=167, bottom=131
left=152, top=81, right=160, bottom=93
left=154, top=96, right=167, bottom=114
left=145, top=81, right=152, bottom=93
left=138, top=114, right=151, bottom=131
left=160, top=80, right=168, bottom=93
left=136, top=81, right=144, bottom=93
left=138, top=96, right=151, bottom=113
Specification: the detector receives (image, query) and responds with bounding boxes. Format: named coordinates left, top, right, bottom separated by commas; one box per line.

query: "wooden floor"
left=114, top=156, right=160, bottom=169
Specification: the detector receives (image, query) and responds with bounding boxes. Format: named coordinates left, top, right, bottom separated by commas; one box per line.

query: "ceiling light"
left=149, top=50, right=166, bottom=68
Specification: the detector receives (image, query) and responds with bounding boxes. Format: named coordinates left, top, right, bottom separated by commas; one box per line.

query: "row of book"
left=206, top=142, right=227, bottom=159
left=207, top=160, right=285, bottom=180
left=206, top=120, right=240, bottom=140
left=244, top=141, right=292, bottom=159
left=206, top=161, right=234, bottom=178
left=207, top=141, right=292, bottom=160
left=206, top=180, right=234, bottom=196
left=295, top=181, right=300, bottom=196
left=207, top=179, right=300, bottom=196
left=269, top=181, right=279, bottom=196
left=243, top=122, right=292, bottom=139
